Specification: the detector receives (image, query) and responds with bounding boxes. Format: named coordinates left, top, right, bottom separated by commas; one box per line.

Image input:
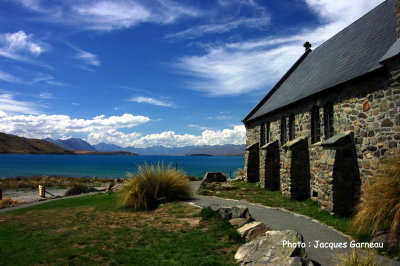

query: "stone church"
left=242, top=0, right=400, bottom=216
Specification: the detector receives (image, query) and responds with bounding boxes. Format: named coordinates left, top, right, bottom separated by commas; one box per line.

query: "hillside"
left=44, top=138, right=97, bottom=151
left=0, top=133, right=74, bottom=154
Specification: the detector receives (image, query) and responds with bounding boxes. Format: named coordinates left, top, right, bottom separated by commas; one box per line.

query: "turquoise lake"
left=0, top=155, right=244, bottom=178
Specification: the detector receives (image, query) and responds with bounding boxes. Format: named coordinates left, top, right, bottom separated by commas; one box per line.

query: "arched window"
left=266, top=121, right=271, bottom=143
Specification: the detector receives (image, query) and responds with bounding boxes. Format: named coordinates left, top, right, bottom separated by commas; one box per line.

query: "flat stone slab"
left=237, top=221, right=271, bottom=242
left=235, top=230, right=306, bottom=265
left=229, top=218, right=250, bottom=228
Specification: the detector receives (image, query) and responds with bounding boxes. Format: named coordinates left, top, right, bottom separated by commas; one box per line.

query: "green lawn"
left=199, top=181, right=353, bottom=237
left=0, top=193, right=242, bottom=265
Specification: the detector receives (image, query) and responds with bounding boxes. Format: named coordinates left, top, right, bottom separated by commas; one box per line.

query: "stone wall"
left=244, top=58, right=400, bottom=214
left=280, top=137, right=310, bottom=200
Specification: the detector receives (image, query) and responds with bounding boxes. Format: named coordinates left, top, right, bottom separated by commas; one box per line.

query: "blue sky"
left=0, top=0, right=384, bottom=147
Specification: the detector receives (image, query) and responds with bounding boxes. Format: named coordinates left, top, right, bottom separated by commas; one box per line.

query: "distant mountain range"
left=0, top=133, right=135, bottom=155
left=93, top=142, right=245, bottom=156
left=44, top=138, right=97, bottom=151
left=0, top=133, right=244, bottom=156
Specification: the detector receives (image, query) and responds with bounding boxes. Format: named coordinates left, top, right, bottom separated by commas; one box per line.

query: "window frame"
left=288, top=114, right=295, bottom=141
left=266, top=121, right=271, bottom=144
left=280, top=116, right=287, bottom=144
left=260, top=122, right=265, bottom=146
left=324, top=104, right=334, bottom=140
left=311, top=106, right=321, bottom=144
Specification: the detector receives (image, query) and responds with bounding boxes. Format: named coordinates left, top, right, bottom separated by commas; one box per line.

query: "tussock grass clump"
left=65, top=184, right=90, bottom=196
left=338, top=249, right=377, bottom=266
left=352, top=149, right=400, bottom=248
left=236, top=168, right=245, bottom=179
left=0, top=197, right=19, bottom=207
left=119, top=163, right=192, bottom=210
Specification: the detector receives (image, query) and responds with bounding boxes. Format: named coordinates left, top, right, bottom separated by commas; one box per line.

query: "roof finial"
left=303, top=41, right=312, bottom=51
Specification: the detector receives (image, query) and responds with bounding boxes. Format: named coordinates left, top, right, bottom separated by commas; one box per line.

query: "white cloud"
left=175, top=0, right=385, bottom=96
left=0, top=31, right=44, bottom=62
left=305, top=0, right=384, bottom=24
left=0, top=31, right=43, bottom=55
left=188, top=124, right=210, bottom=131
left=87, top=129, right=142, bottom=147
left=0, top=94, right=41, bottom=115
left=38, top=92, right=53, bottom=99
left=129, top=96, right=173, bottom=107
left=177, top=44, right=302, bottom=96
left=87, top=125, right=246, bottom=147
left=15, top=0, right=202, bottom=31
left=73, top=1, right=151, bottom=31
left=166, top=17, right=270, bottom=40
left=75, top=49, right=100, bottom=66
left=0, top=113, right=150, bottom=139
left=0, top=71, right=22, bottom=83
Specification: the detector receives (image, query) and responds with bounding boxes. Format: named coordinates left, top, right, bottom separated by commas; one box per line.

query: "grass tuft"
left=119, top=163, right=192, bottom=210
left=337, top=249, right=377, bottom=266
left=65, top=185, right=90, bottom=196
left=351, top=149, right=400, bottom=249
left=235, top=168, right=245, bottom=179
left=0, top=197, right=19, bottom=207
left=200, top=207, right=218, bottom=220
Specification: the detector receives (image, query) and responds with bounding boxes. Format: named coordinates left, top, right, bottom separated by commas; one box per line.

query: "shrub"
left=65, top=184, right=90, bottom=196
left=352, top=149, right=400, bottom=248
left=119, top=163, right=193, bottom=210
left=338, top=249, right=377, bottom=266
left=200, top=207, right=218, bottom=220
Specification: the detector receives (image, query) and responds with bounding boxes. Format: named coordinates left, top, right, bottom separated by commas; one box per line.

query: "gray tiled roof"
left=244, top=0, right=397, bottom=122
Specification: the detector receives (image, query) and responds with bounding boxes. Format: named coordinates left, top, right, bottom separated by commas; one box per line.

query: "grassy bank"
left=0, top=192, right=242, bottom=265
left=199, top=181, right=352, bottom=237
left=0, top=176, right=117, bottom=190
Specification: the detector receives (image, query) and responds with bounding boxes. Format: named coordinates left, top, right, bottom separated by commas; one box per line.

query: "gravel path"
left=188, top=181, right=399, bottom=266
left=3, top=188, right=70, bottom=203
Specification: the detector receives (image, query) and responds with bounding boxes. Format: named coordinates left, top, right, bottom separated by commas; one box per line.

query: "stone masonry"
left=244, top=65, right=400, bottom=215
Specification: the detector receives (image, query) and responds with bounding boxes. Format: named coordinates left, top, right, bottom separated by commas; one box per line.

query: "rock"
left=381, top=118, right=393, bottom=127
left=210, top=204, right=221, bottom=212
left=231, top=205, right=251, bottom=219
left=156, top=197, right=170, bottom=204
left=235, top=230, right=306, bottom=265
left=229, top=218, right=251, bottom=228
left=107, top=183, right=114, bottom=191
left=202, top=182, right=221, bottom=190
left=110, top=183, right=125, bottom=192
left=200, top=172, right=227, bottom=188
left=210, top=205, right=252, bottom=220
left=218, top=207, right=233, bottom=220
left=371, top=230, right=394, bottom=249
left=220, top=183, right=235, bottom=190
left=363, top=101, right=371, bottom=111
left=237, top=221, right=271, bottom=241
